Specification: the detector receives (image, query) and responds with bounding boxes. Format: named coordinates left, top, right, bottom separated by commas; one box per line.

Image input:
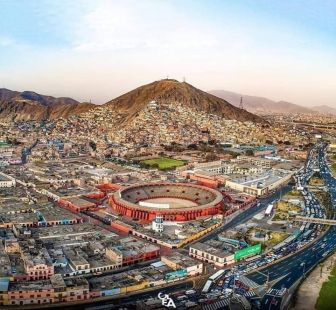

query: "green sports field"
left=141, top=157, right=186, bottom=170
left=316, top=266, right=336, bottom=310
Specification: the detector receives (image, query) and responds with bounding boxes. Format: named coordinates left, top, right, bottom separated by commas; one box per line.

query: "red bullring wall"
left=109, top=183, right=224, bottom=222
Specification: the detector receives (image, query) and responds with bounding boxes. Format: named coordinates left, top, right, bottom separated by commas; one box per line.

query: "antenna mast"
left=239, top=96, right=244, bottom=110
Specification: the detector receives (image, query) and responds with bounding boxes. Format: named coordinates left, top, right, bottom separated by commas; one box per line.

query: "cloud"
left=0, top=0, right=335, bottom=107
left=71, top=0, right=220, bottom=52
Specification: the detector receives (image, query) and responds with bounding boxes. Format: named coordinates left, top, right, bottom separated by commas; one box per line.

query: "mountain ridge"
left=311, top=105, right=336, bottom=116
left=105, top=79, right=265, bottom=124
left=4, top=81, right=330, bottom=122
left=0, top=88, right=95, bottom=121
left=208, top=89, right=317, bottom=114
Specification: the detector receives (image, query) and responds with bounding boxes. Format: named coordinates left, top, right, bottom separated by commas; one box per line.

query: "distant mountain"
left=312, top=105, right=336, bottom=116
left=209, top=90, right=315, bottom=114
left=105, top=79, right=265, bottom=124
left=0, top=88, right=95, bottom=121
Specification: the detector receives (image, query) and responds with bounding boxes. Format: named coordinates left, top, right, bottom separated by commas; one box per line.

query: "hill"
left=209, top=89, right=315, bottom=114
left=0, top=88, right=95, bottom=121
left=105, top=79, right=265, bottom=124
left=312, top=105, right=336, bottom=116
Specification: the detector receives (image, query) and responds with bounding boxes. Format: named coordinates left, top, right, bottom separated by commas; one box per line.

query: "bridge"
left=293, top=215, right=336, bottom=225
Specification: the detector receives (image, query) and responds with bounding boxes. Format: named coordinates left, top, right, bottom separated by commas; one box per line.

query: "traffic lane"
left=262, top=295, right=282, bottom=310
left=247, top=226, right=336, bottom=286
left=249, top=147, right=328, bottom=309
left=262, top=148, right=327, bottom=310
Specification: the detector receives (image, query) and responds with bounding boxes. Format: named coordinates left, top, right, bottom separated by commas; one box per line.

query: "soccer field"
left=141, top=157, right=186, bottom=170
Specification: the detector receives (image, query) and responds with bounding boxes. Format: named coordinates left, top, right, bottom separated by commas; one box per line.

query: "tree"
left=187, top=143, right=198, bottom=150
left=245, top=149, right=254, bottom=156
left=205, top=152, right=218, bottom=161
left=89, top=141, right=97, bottom=151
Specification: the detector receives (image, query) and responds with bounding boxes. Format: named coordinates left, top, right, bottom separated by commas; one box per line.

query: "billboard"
left=102, top=288, right=121, bottom=296
left=234, top=244, right=261, bottom=261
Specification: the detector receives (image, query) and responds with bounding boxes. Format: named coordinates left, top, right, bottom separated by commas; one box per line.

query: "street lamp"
left=300, top=261, right=306, bottom=278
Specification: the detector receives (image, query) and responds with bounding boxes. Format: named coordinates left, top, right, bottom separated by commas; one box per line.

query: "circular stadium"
left=109, top=183, right=224, bottom=221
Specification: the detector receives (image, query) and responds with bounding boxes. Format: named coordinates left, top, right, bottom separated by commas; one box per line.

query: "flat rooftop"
left=0, top=174, right=11, bottom=181
left=33, top=222, right=118, bottom=239
left=191, top=242, right=233, bottom=258
left=230, top=170, right=292, bottom=187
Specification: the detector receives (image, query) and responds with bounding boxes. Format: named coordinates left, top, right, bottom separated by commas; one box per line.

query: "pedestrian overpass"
left=293, top=216, right=336, bottom=225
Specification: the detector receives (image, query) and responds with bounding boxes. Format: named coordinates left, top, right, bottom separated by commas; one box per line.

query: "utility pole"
left=239, top=96, right=244, bottom=110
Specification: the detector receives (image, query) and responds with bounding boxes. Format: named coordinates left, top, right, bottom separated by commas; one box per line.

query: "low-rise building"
left=161, top=253, right=203, bottom=276
left=225, top=170, right=294, bottom=196
left=189, top=242, right=235, bottom=267
left=0, top=172, right=16, bottom=188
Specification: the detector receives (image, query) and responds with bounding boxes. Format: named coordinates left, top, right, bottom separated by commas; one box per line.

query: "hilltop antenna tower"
left=239, top=96, right=244, bottom=110
left=183, top=77, right=186, bottom=83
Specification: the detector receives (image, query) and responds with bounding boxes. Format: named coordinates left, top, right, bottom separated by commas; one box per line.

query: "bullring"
left=109, top=183, right=224, bottom=221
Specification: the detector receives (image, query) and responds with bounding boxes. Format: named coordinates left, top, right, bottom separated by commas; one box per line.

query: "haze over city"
left=0, top=0, right=335, bottom=106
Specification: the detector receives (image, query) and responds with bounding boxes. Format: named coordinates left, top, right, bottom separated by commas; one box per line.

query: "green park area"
left=331, top=163, right=336, bottom=175
left=329, top=155, right=336, bottom=176
left=316, top=267, right=336, bottom=310
left=277, top=201, right=301, bottom=213
left=309, top=172, right=325, bottom=187
left=248, top=228, right=288, bottom=248
left=140, top=157, right=186, bottom=170
left=266, top=231, right=289, bottom=247
left=0, top=141, right=10, bottom=147
left=285, top=190, right=302, bottom=198
left=272, top=200, right=301, bottom=221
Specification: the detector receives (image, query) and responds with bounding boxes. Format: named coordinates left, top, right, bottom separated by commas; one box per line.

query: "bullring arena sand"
left=139, top=197, right=199, bottom=209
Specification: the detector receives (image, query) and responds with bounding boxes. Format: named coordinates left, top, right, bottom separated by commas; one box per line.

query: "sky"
left=0, top=0, right=335, bottom=106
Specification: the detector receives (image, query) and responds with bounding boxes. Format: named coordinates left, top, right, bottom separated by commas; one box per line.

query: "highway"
left=246, top=144, right=336, bottom=310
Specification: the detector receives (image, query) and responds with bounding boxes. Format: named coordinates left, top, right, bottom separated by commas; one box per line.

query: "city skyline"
left=0, top=0, right=335, bottom=107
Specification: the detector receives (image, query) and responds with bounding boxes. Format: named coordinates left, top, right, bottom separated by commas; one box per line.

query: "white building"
left=189, top=242, right=235, bottom=267
left=0, top=172, right=16, bottom=188
left=152, top=215, right=164, bottom=233
left=225, top=170, right=294, bottom=196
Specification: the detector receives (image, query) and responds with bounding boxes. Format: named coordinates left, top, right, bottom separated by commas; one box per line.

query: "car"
left=185, top=289, right=196, bottom=295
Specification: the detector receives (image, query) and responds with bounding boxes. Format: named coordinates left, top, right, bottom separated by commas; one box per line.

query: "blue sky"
left=0, top=0, right=335, bottom=106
